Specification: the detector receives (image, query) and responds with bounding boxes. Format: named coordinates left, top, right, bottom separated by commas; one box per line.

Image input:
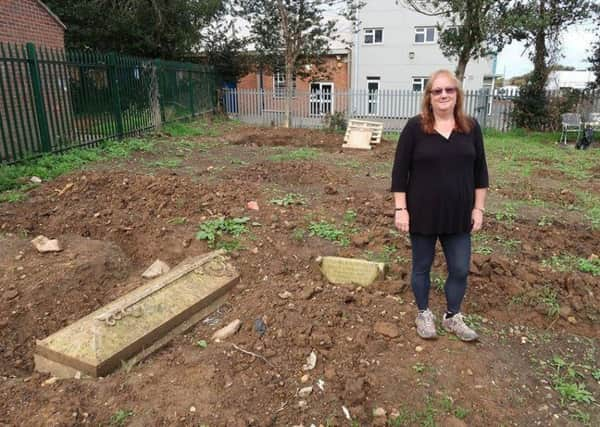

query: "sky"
left=496, top=24, right=597, bottom=79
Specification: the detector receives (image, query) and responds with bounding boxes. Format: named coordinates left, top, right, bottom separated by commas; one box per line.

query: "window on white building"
left=364, top=28, right=384, bottom=44
left=412, top=77, right=429, bottom=92
left=273, top=71, right=296, bottom=98
left=414, top=27, right=436, bottom=43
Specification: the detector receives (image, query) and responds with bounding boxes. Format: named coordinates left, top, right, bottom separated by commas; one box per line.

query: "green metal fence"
left=0, top=42, right=217, bottom=164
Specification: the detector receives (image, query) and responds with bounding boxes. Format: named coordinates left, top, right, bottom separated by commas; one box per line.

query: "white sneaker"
left=442, top=313, right=479, bottom=342
left=415, top=309, right=437, bottom=339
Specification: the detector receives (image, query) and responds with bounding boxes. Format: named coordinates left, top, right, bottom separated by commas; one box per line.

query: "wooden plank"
left=35, top=250, right=239, bottom=378
left=343, top=119, right=384, bottom=144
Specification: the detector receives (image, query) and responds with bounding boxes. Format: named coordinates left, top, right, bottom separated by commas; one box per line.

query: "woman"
left=391, top=69, right=489, bottom=341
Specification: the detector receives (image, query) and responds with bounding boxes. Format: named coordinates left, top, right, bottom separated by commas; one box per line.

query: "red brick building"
left=0, top=0, right=67, bottom=163
left=0, top=0, right=66, bottom=48
left=234, top=51, right=351, bottom=118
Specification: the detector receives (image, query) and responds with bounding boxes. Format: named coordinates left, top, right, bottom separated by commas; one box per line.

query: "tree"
left=398, top=0, right=514, bottom=82
left=509, top=0, right=593, bottom=129
left=201, top=22, right=252, bottom=85
left=44, top=0, right=226, bottom=60
left=233, top=0, right=364, bottom=128
left=589, top=11, right=600, bottom=89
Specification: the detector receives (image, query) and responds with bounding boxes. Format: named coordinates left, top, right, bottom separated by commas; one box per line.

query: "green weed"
left=550, top=356, right=596, bottom=406
left=364, top=245, right=397, bottom=264
left=109, top=409, right=133, bottom=426
left=167, top=217, right=188, bottom=225
left=592, top=369, right=600, bottom=381
left=431, top=272, right=445, bottom=292
left=413, top=362, right=426, bottom=373
left=543, top=254, right=600, bottom=276
left=268, top=147, right=320, bottom=161
left=308, top=220, right=349, bottom=246
left=495, top=202, right=518, bottom=224
left=539, top=286, right=560, bottom=317
left=270, top=193, right=306, bottom=206
left=196, top=217, right=250, bottom=248
left=570, top=410, right=591, bottom=426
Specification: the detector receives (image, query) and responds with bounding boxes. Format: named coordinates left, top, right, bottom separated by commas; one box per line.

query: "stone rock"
left=30, top=176, right=42, bottom=184
left=300, top=374, right=310, bottom=383
left=298, top=386, right=313, bottom=398
left=374, top=321, right=399, bottom=338
left=31, top=235, right=62, bottom=253
left=558, top=305, right=572, bottom=319
left=4, top=289, right=19, bottom=301
left=212, top=319, right=242, bottom=341
left=324, top=184, right=338, bottom=195
left=278, top=291, right=292, bottom=299
left=142, top=259, right=171, bottom=279
left=415, top=346, right=424, bottom=352
left=43, top=377, right=58, bottom=386
left=247, top=201, right=259, bottom=211
left=373, top=407, right=387, bottom=417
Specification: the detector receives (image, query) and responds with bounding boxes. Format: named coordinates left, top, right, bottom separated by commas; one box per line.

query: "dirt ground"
left=0, top=120, right=599, bottom=426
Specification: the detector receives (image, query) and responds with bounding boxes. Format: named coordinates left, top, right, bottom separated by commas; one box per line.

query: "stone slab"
left=317, top=256, right=386, bottom=286
left=35, top=250, right=239, bottom=378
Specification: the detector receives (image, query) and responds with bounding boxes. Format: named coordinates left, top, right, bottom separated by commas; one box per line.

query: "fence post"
left=25, top=43, right=52, bottom=152
left=150, top=60, right=162, bottom=129
left=188, top=68, right=195, bottom=117
left=107, top=53, right=124, bottom=138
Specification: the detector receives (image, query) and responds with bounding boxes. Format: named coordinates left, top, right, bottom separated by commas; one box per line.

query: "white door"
left=310, top=82, right=334, bottom=116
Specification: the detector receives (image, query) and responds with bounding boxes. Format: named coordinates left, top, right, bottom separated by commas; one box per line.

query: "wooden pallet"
left=343, top=120, right=384, bottom=145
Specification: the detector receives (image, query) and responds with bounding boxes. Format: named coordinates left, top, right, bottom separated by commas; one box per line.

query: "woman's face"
left=429, top=74, right=457, bottom=116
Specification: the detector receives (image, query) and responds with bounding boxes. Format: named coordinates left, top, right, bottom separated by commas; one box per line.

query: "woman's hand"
left=471, top=208, right=484, bottom=232
left=395, top=210, right=410, bottom=232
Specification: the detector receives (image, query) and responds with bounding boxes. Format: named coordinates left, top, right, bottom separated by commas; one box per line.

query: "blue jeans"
left=410, top=233, right=471, bottom=313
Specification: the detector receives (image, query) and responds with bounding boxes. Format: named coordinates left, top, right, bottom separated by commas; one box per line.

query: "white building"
left=351, top=0, right=496, bottom=92
left=546, top=70, right=595, bottom=90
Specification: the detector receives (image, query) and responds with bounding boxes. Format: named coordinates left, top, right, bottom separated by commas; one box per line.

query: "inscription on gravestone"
left=317, top=256, right=386, bottom=286
left=35, top=250, right=239, bottom=378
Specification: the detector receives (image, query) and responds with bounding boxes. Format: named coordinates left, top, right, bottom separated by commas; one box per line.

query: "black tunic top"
left=391, top=116, right=489, bottom=235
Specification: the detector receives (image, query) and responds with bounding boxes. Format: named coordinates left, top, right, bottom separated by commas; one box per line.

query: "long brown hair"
left=420, top=69, right=473, bottom=134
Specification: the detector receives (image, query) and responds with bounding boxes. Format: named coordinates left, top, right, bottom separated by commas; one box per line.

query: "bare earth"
left=0, top=120, right=598, bottom=426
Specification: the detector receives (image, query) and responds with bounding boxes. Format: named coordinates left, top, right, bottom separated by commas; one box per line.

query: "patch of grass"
left=0, top=189, right=27, bottom=203
left=543, top=254, right=600, bottom=276
left=270, top=193, right=306, bottom=206
left=494, top=201, right=518, bottom=225
left=163, top=120, right=220, bottom=137
left=343, top=209, right=357, bottom=223
left=570, top=410, right=591, bottom=426
left=577, top=257, right=600, bottom=276
left=364, top=244, right=397, bottom=264
left=196, top=216, right=250, bottom=249
left=145, top=158, right=182, bottom=168
left=109, top=409, right=133, bottom=426
left=308, top=220, right=349, bottom=246
left=167, top=217, right=188, bottom=225
left=464, top=313, right=484, bottom=330
left=268, top=147, right=320, bottom=161
left=539, top=286, right=560, bottom=317
left=495, top=236, right=521, bottom=253
left=550, top=356, right=596, bottom=406
left=291, top=227, right=305, bottom=242
left=537, top=215, right=554, bottom=227
left=0, top=137, right=154, bottom=194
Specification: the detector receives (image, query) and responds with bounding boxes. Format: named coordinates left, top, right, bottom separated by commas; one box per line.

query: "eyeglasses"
left=430, top=87, right=457, bottom=96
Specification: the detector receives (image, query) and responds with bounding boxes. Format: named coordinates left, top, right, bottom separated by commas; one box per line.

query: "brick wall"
left=0, top=0, right=65, bottom=49
left=238, top=55, right=349, bottom=92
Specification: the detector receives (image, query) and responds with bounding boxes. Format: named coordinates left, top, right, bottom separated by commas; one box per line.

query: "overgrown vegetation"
left=0, top=138, right=155, bottom=195
left=268, top=147, right=320, bottom=162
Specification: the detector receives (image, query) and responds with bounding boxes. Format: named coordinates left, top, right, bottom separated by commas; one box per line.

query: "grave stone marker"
left=35, top=250, right=239, bottom=378
left=317, top=256, right=386, bottom=286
